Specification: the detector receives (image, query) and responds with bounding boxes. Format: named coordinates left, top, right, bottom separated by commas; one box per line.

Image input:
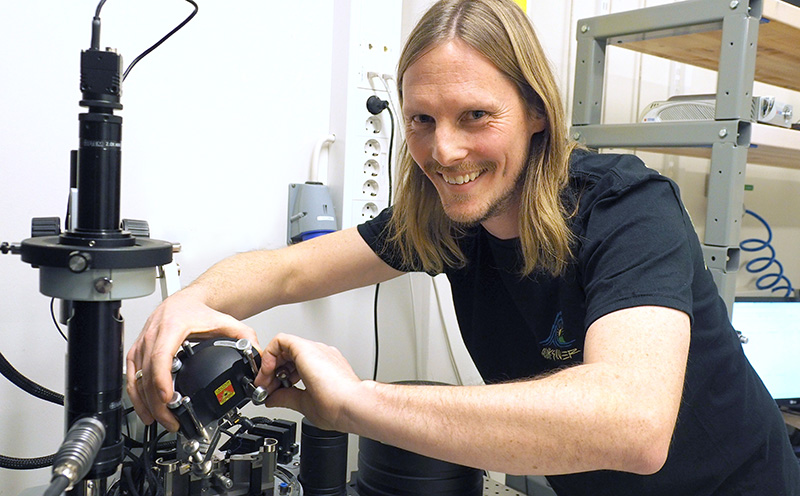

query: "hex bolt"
left=214, top=473, right=234, bottom=489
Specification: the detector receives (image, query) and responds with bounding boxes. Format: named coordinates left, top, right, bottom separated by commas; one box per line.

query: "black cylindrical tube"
left=66, top=300, right=124, bottom=480
left=299, top=418, right=348, bottom=495
left=76, top=112, right=122, bottom=233
left=355, top=436, right=483, bottom=496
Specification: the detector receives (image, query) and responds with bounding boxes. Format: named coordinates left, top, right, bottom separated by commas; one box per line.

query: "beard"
left=421, top=159, right=526, bottom=228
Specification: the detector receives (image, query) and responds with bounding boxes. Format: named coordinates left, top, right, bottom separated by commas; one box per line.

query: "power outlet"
left=365, top=115, right=382, bottom=134
left=363, top=159, right=380, bottom=177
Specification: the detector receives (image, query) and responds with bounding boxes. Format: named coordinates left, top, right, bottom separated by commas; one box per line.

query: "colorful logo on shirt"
left=539, top=312, right=581, bottom=361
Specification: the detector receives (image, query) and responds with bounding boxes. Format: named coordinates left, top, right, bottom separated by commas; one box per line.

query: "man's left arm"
left=262, top=305, right=690, bottom=476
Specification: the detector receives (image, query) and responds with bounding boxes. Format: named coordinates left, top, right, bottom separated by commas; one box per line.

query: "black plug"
left=366, top=95, right=389, bottom=115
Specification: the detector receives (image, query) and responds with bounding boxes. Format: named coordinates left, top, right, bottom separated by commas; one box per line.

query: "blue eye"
left=413, top=115, right=433, bottom=124
left=468, top=110, right=487, bottom=120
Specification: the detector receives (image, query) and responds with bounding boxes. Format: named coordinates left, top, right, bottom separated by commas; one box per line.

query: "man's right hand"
left=125, top=288, right=259, bottom=431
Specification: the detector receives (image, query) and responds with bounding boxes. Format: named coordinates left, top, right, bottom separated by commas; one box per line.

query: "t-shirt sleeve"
left=356, top=207, right=417, bottom=272
left=576, top=170, right=696, bottom=328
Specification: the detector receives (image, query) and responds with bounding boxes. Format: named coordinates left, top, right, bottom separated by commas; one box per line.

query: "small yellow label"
left=513, top=0, right=526, bottom=11
left=215, top=379, right=236, bottom=406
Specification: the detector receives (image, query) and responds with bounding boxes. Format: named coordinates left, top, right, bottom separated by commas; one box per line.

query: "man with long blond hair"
left=128, top=0, right=799, bottom=494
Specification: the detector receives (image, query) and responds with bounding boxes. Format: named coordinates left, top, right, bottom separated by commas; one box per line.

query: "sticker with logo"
left=215, top=379, right=236, bottom=406
left=539, top=312, right=581, bottom=361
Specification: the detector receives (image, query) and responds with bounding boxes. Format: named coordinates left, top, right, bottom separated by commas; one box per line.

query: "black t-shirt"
left=357, top=150, right=800, bottom=495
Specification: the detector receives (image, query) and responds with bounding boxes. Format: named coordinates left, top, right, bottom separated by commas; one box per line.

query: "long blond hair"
left=389, top=0, right=578, bottom=276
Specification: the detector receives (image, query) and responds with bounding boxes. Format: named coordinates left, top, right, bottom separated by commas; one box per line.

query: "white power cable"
left=378, top=73, right=405, bottom=141
left=310, top=134, right=336, bottom=184
left=432, top=275, right=486, bottom=386
left=431, top=276, right=464, bottom=386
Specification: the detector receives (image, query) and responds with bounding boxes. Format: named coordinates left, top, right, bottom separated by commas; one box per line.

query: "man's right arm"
left=126, top=226, right=404, bottom=429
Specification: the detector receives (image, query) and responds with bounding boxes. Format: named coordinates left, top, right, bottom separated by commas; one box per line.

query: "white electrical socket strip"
left=327, top=0, right=402, bottom=230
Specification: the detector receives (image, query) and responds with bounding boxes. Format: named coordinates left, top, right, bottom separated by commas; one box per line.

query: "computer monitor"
left=732, top=297, right=800, bottom=408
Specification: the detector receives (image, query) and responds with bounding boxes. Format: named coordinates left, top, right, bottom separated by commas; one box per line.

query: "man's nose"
left=431, top=124, right=468, bottom=167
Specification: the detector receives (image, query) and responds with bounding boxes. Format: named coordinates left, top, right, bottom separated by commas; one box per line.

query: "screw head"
left=94, top=277, right=113, bottom=294
left=68, top=252, right=90, bottom=273
left=251, top=386, right=268, bottom=405
left=235, top=338, right=252, bottom=352
left=580, top=25, right=589, bottom=33
left=718, top=128, right=728, bottom=138
left=729, top=0, right=739, bottom=8
left=167, top=391, right=183, bottom=409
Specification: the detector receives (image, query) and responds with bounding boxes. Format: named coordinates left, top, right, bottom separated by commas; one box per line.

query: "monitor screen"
left=732, top=298, right=800, bottom=407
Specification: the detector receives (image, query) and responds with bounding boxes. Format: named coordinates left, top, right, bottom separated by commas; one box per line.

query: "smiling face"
left=402, top=39, right=546, bottom=239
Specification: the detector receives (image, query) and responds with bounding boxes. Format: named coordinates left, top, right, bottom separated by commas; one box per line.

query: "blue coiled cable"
left=739, top=209, right=795, bottom=297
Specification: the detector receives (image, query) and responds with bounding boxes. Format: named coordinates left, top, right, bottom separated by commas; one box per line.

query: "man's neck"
left=481, top=206, right=520, bottom=240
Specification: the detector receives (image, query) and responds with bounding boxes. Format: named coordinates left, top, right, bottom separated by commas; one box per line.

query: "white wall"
left=0, top=1, right=418, bottom=492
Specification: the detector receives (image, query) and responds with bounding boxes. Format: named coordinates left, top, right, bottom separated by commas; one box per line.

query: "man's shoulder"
left=569, top=149, right=658, bottom=185
left=568, top=150, right=670, bottom=204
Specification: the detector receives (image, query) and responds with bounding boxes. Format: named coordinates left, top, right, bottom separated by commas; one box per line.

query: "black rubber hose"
left=43, top=474, right=70, bottom=496
left=0, top=453, right=54, bottom=470
left=0, top=351, right=62, bottom=469
left=0, top=351, right=64, bottom=405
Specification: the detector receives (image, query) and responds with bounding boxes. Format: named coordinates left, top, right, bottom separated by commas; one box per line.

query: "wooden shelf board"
left=618, top=0, right=800, bottom=92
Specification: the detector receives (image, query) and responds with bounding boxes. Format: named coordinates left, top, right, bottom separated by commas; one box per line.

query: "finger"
left=125, top=351, right=155, bottom=425
left=187, top=315, right=260, bottom=350
left=264, top=383, right=303, bottom=412
left=141, top=346, right=180, bottom=431
left=260, top=333, right=305, bottom=391
left=264, top=332, right=304, bottom=363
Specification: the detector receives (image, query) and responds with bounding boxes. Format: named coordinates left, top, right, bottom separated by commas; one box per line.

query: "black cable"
left=386, top=106, right=395, bottom=205
left=43, top=475, right=70, bottom=496
left=90, top=0, right=108, bottom=49
left=144, top=424, right=164, bottom=496
left=0, top=453, right=54, bottom=470
left=0, top=351, right=64, bottom=405
left=0, top=353, right=62, bottom=469
left=122, top=465, right=142, bottom=496
left=95, top=0, right=108, bottom=18
left=122, top=0, right=199, bottom=81
left=123, top=434, right=176, bottom=452
left=366, top=94, right=395, bottom=383
left=50, top=298, right=68, bottom=342
left=373, top=283, right=380, bottom=381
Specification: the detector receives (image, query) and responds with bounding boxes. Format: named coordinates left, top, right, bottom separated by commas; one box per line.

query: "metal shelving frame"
left=570, top=0, right=765, bottom=312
